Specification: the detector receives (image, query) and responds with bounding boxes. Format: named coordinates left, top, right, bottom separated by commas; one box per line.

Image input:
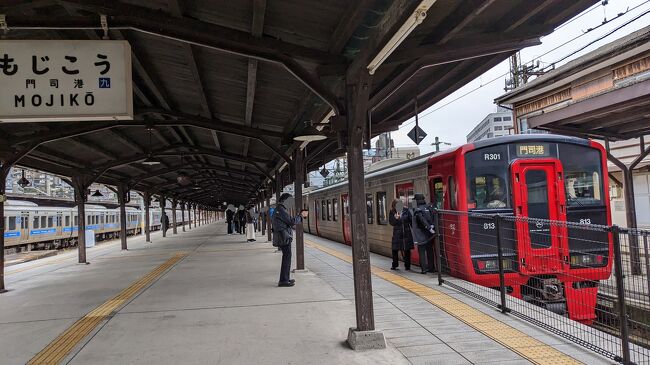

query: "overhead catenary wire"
left=395, top=0, right=650, bottom=133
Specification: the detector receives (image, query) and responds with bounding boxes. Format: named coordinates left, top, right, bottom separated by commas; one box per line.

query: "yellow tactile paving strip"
left=306, top=240, right=583, bottom=365
left=27, top=252, right=187, bottom=365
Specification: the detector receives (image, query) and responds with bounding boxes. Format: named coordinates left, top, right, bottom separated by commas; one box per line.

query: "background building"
left=466, top=106, right=514, bottom=142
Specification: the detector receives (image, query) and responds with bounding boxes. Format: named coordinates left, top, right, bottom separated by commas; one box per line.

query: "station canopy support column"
left=160, top=196, right=167, bottom=237
left=294, top=150, right=305, bottom=271
left=72, top=174, right=93, bottom=264
left=193, top=205, right=197, bottom=228
left=181, top=202, right=186, bottom=232
left=172, top=198, right=178, bottom=235
left=344, top=69, right=385, bottom=350
left=0, top=165, right=11, bottom=293
left=144, top=192, right=151, bottom=242
left=117, top=183, right=129, bottom=250
left=266, top=191, right=272, bottom=242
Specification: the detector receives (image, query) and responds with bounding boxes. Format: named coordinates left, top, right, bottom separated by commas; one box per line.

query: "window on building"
left=503, top=116, right=511, bottom=121
left=494, top=126, right=502, bottom=131
left=376, top=192, right=388, bottom=225
left=366, top=193, right=374, bottom=224
left=493, top=117, right=502, bottom=121
left=487, top=132, right=493, bottom=138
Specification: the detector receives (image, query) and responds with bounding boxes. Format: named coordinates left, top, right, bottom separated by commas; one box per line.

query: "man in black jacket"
left=226, top=208, right=234, bottom=235
left=161, top=212, right=170, bottom=236
left=411, top=194, right=436, bottom=274
left=272, top=193, right=304, bottom=287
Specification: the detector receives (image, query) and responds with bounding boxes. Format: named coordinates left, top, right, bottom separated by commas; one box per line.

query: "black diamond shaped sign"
left=407, top=125, right=427, bottom=145
left=320, top=167, right=330, bottom=178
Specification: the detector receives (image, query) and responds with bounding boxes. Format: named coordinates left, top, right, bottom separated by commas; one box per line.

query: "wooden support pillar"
left=172, top=198, right=178, bottom=234
left=117, top=183, right=129, bottom=250
left=144, top=192, right=151, bottom=242
left=0, top=165, right=10, bottom=293
left=181, top=202, right=186, bottom=232
left=72, top=174, right=93, bottom=264
left=346, top=70, right=376, bottom=333
left=193, top=205, right=197, bottom=228
left=160, top=196, right=167, bottom=237
left=266, top=192, right=272, bottom=242
left=294, top=150, right=305, bottom=271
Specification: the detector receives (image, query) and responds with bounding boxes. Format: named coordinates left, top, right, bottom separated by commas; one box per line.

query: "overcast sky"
left=380, top=0, right=650, bottom=154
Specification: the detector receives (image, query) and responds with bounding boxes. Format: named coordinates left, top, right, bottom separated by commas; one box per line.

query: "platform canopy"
left=0, top=0, right=597, bottom=207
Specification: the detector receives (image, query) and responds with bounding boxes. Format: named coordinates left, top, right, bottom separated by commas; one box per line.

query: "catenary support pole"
left=294, top=150, right=305, bottom=270
left=117, top=183, right=129, bottom=250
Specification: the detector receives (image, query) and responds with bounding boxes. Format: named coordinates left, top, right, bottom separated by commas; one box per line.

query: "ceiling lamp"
left=17, top=169, right=31, bottom=188
left=91, top=189, right=103, bottom=197
left=177, top=171, right=192, bottom=186
left=142, top=127, right=161, bottom=165
left=293, top=122, right=327, bottom=142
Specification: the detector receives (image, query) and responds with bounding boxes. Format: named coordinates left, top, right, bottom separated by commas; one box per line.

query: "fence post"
left=433, top=210, right=443, bottom=286
left=612, top=225, right=631, bottom=364
left=494, top=214, right=509, bottom=314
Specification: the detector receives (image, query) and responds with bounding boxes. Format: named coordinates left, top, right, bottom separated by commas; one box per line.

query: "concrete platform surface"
left=0, top=223, right=408, bottom=365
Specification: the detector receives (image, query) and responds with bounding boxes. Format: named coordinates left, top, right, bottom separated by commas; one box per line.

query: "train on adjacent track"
left=2, top=200, right=187, bottom=253
left=303, top=134, right=613, bottom=324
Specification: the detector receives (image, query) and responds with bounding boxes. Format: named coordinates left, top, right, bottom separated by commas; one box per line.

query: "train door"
left=341, top=194, right=351, bottom=245
left=511, top=159, right=568, bottom=275
left=19, top=213, right=29, bottom=240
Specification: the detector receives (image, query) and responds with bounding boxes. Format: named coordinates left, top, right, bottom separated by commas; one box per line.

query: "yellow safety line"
left=306, top=240, right=583, bottom=365
left=27, top=252, right=187, bottom=365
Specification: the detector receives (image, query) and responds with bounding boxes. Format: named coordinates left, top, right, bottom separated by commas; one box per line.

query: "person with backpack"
left=272, top=193, right=307, bottom=287
left=389, top=199, right=413, bottom=271
left=411, top=194, right=436, bottom=274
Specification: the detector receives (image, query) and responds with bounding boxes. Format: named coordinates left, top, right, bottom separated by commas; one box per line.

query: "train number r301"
left=483, top=153, right=501, bottom=161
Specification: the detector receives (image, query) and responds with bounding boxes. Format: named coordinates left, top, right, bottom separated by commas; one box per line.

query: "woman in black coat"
left=388, top=199, right=413, bottom=270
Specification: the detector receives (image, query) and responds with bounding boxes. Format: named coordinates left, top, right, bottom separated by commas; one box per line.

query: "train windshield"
left=466, top=145, right=511, bottom=210
left=558, top=144, right=604, bottom=207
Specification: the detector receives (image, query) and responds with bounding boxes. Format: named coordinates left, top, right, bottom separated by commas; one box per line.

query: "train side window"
left=41, top=216, right=47, bottom=228
left=366, top=193, right=374, bottom=224
left=8, top=217, right=16, bottom=231
left=74, top=216, right=78, bottom=226
left=376, top=192, right=388, bottom=225
left=56, top=216, right=62, bottom=227
left=47, top=216, right=53, bottom=228
left=65, top=216, right=70, bottom=226
left=321, top=200, right=326, bottom=220
left=33, top=216, right=40, bottom=229
left=448, top=176, right=457, bottom=210
left=431, top=178, right=445, bottom=210
left=332, top=199, right=338, bottom=221
left=326, top=200, right=332, bottom=221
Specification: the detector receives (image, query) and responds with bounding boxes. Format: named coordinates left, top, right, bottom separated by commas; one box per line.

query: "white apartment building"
left=466, top=107, right=514, bottom=143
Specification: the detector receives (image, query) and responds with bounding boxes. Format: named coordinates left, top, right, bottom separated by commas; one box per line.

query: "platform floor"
left=0, top=222, right=614, bottom=365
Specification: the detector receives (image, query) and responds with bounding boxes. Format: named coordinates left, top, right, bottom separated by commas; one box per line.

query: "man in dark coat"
left=272, top=193, right=304, bottom=287
left=161, top=212, right=170, bottom=236
left=237, top=208, right=246, bottom=234
left=226, top=208, right=234, bottom=235
left=411, top=194, right=436, bottom=274
left=389, top=199, right=413, bottom=270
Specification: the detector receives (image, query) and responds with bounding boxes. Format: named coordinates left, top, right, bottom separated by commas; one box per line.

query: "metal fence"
left=431, top=209, right=650, bottom=365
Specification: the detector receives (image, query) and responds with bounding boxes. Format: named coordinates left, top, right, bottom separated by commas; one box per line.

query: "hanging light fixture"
left=293, top=121, right=327, bottom=142
left=142, top=127, right=161, bottom=165
left=17, top=169, right=31, bottom=188
left=91, top=189, right=103, bottom=197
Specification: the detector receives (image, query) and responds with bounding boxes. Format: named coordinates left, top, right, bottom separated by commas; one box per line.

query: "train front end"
left=436, top=136, right=612, bottom=324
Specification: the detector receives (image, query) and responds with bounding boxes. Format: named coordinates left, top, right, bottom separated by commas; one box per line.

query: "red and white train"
left=303, top=134, right=612, bottom=323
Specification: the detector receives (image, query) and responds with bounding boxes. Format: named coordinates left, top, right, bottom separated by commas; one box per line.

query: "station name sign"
left=0, top=40, right=133, bottom=122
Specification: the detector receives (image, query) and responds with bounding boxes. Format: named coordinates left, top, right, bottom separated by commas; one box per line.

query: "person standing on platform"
left=389, top=199, right=413, bottom=271
left=226, top=208, right=234, bottom=235
left=411, top=194, right=436, bottom=274
left=245, top=207, right=256, bottom=242
left=237, top=206, right=246, bottom=235
left=161, top=211, right=170, bottom=236
left=272, top=193, right=307, bottom=287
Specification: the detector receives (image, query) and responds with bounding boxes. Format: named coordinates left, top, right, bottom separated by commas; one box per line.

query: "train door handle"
left=520, top=258, right=526, bottom=266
